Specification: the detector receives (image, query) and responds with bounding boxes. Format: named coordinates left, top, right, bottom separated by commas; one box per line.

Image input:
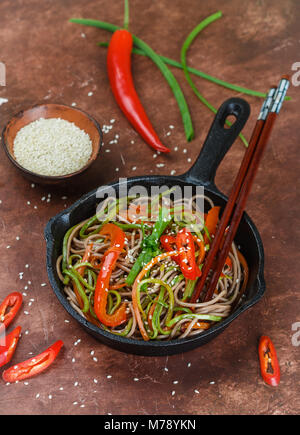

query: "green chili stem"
left=123, top=0, right=129, bottom=30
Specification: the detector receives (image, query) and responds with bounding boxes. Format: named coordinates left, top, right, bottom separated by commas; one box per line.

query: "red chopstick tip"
left=281, top=74, right=290, bottom=81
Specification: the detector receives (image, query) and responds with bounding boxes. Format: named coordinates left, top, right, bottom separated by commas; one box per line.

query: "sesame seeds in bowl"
left=1, top=104, right=103, bottom=184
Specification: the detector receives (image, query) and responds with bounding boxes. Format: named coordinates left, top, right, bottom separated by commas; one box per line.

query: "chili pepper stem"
left=123, top=0, right=130, bottom=30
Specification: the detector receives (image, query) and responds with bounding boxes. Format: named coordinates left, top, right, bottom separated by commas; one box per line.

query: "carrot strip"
left=204, top=206, right=220, bottom=244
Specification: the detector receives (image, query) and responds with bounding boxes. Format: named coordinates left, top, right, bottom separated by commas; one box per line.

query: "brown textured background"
left=0, top=0, right=299, bottom=415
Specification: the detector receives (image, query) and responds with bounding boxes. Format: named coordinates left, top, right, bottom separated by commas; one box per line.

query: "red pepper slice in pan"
left=176, top=228, right=201, bottom=280
left=0, top=326, right=21, bottom=368
left=258, top=335, right=280, bottom=387
left=160, top=234, right=180, bottom=265
left=2, top=340, right=63, bottom=383
left=0, top=292, right=22, bottom=329
left=107, top=29, right=170, bottom=153
left=94, top=223, right=127, bottom=327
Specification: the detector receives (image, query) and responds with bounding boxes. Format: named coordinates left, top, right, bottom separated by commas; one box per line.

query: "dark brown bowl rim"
left=1, top=103, right=103, bottom=181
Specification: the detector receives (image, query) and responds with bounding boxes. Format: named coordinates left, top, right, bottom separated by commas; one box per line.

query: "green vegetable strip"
left=68, top=268, right=95, bottom=292
left=137, top=278, right=175, bottom=335
left=166, top=313, right=222, bottom=327
left=70, top=18, right=194, bottom=141
left=126, top=207, right=172, bottom=285
left=107, top=290, right=122, bottom=314
left=62, top=224, right=78, bottom=271
left=63, top=270, right=90, bottom=313
left=182, top=278, right=197, bottom=301
left=180, top=11, right=248, bottom=147
left=114, top=222, right=152, bottom=231
left=98, top=42, right=275, bottom=99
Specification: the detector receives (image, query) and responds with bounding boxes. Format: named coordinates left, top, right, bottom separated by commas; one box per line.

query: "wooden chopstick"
left=191, top=76, right=289, bottom=304
left=190, top=87, right=275, bottom=304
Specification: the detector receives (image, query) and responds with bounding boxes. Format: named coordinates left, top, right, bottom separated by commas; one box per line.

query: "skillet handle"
left=182, top=97, right=250, bottom=189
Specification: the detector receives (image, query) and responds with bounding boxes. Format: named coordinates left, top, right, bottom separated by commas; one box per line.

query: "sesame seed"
left=88, top=91, right=93, bottom=96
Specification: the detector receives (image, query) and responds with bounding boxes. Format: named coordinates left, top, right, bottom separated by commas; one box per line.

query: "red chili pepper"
left=107, top=29, right=170, bottom=153
left=2, top=340, right=63, bottom=383
left=258, top=335, right=280, bottom=387
left=94, top=223, right=127, bottom=327
left=0, top=326, right=21, bottom=368
left=0, top=292, right=22, bottom=329
left=176, top=228, right=201, bottom=280
left=160, top=234, right=180, bottom=265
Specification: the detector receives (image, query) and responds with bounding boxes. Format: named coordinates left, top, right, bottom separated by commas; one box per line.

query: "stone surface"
left=0, top=0, right=299, bottom=415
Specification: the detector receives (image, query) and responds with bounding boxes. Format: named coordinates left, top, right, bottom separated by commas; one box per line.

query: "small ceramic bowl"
left=1, top=103, right=103, bottom=185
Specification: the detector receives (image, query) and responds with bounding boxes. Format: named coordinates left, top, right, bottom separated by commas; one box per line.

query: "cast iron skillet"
left=45, top=97, right=266, bottom=356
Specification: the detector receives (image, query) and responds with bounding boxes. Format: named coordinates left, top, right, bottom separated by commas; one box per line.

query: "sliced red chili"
left=0, top=292, right=22, bottom=329
left=94, top=223, right=127, bottom=327
left=2, top=340, right=63, bottom=383
left=258, top=335, right=280, bottom=387
left=176, top=228, right=201, bottom=280
left=0, top=326, right=21, bottom=368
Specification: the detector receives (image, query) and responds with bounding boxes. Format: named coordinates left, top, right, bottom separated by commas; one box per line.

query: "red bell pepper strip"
left=203, top=206, right=220, bottom=245
left=0, top=292, right=22, bottom=329
left=107, top=28, right=170, bottom=154
left=258, top=335, right=280, bottom=387
left=160, top=234, right=180, bottom=265
left=2, top=340, right=63, bottom=383
left=176, top=228, right=201, bottom=280
left=94, top=223, right=127, bottom=327
left=0, top=326, right=21, bottom=368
